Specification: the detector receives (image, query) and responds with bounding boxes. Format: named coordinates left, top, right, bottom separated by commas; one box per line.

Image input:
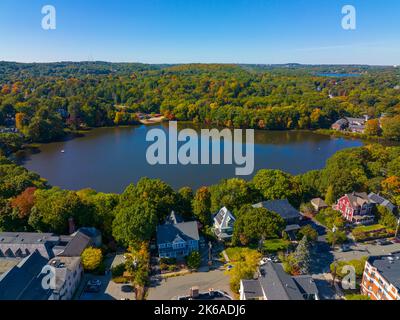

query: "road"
left=333, top=242, right=400, bottom=261
left=147, top=269, right=232, bottom=300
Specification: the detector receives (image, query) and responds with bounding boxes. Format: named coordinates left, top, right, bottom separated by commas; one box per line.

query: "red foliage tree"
left=11, top=187, right=37, bottom=218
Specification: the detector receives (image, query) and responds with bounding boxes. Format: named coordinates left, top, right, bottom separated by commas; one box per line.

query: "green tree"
left=176, top=186, right=193, bottom=217
left=232, top=205, right=285, bottom=246
left=293, top=236, right=311, bottom=274
left=325, top=185, right=336, bottom=206
left=186, top=251, right=201, bottom=270
left=23, top=107, right=65, bottom=142
left=112, top=201, right=157, bottom=246
left=29, top=188, right=86, bottom=234
left=192, top=186, right=212, bottom=226
left=381, top=116, right=400, bottom=140
left=252, top=169, right=302, bottom=206
left=118, top=178, right=176, bottom=221
left=209, top=178, right=260, bottom=213
left=298, top=225, right=318, bottom=242
left=376, top=205, right=398, bottom=229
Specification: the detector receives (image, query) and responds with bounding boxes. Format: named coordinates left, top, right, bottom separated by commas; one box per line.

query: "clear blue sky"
left=0, top=0, right=399, bottom=65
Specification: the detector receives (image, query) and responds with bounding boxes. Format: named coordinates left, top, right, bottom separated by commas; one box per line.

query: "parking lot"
left=76, top=253, right=136, bottom=300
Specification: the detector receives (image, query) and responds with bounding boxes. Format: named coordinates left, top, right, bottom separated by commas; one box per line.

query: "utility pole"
left=331, top=225, right=337, bottom=250
left=208, top=241, right=212, bottom=266
left=395, top=218, right=400, bottom=239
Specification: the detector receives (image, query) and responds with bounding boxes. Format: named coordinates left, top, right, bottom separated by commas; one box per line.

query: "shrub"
left=330, top=257, right=367, bottom=279
left=111, top=263, right=126, bottom=278
left=263, top=239, right=290, bottom=253
left=187, top=251, right=201, bottom=270
left=345, top=294, right=370, bottom=300
left=81, top=247, right=103, bottom=272
left=112, top=276, right=129, bottom=284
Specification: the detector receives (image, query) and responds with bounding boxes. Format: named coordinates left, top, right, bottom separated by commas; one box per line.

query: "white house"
left=213, top=207, right=236, bottom=241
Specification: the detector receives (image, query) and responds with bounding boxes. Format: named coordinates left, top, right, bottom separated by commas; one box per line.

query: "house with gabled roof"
left=156, top=212, right=199, bottom=259
left=239, top=261, right=319, bottom=300
left=368, top=193, right=397, bottom=214
left=334, top=192, right=375, bottom=224
left=213, top=207, right=236, bottom=241
left=253, top=199, right=302, bottom=225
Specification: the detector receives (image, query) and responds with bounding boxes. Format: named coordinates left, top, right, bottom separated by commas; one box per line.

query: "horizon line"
left=0, top=60, right=397, bottom=67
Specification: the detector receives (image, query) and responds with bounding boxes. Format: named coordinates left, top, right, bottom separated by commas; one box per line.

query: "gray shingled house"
left=239, top=261, right=319, bottom=300
left=0, top=231, right=91, bottom=259
left=156, top=212, right=199, bottom=259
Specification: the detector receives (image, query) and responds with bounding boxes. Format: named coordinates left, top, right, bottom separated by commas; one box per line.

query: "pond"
left=18, top=123, right=363, bottom=192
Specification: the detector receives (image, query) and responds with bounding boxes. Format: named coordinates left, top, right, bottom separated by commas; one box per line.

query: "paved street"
left=333, top=242, right=400, bottom=261
left=147, top=269, right=232, bottom=300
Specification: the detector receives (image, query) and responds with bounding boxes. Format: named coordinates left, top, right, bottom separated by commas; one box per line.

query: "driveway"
left=76, top=253, right=135, bottom=300
left=147, top=269, right=232, bottom=300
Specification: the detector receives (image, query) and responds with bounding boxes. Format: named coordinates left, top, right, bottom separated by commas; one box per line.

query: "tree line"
left=1, top=143, right=399, bottom=248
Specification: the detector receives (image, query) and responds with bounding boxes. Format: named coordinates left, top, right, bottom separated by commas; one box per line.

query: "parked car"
left=375, top=239, right=392, bottom=246
left=85, top=285, right=101, bottom=293
left=339, top=244, right=351, bottom=252
left=88, top=279, right=102, bottom=287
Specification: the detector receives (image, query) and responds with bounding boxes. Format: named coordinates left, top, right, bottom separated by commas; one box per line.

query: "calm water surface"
left=19, top=123, right=363, bottom=192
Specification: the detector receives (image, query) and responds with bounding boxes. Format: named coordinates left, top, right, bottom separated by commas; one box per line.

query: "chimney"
left=190, top=286, right=199, bottom=299
left=68, top=217, right=76, bottom=234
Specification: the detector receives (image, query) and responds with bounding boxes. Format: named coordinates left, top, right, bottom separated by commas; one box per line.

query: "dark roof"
left=76, top=227, right=101, bottom=238
left=165, top=211, right=184, bottom=225
left=157, top=221, right=199, bottom=245
left=368, top=254, right=400, bottom=290
left=368, top=193, right=397, bottom=213
left=258, top=262, right=304, bottom=300
left=0, top=250, right=52, bottom=300
left=241, top=279, right=264, bottom=299
left=333, top=119, right=348, bottom=126
left=284, top=224, right=301, bottom=232
left=293, top=275, right=319, bottom=297
left=58, top=231, right=91, bottom=257
left=253, top=200, right=301, bottom=221
left=0, top=232, right=57, bottom=244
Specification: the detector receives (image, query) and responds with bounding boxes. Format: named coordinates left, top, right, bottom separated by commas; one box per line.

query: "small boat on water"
left=61, top=150, right=65, bottom=153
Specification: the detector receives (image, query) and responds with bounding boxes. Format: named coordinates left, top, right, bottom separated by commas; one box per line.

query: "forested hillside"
left=0, top=62, right=399, bottom=146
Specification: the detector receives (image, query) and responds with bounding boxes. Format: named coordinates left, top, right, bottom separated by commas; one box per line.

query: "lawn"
left=352, top=224, right=386, bottom=233
left=224, top=247, right=258, bottom=262
left=351, top=224, right=394, bottom=242
left=263, top=239, right=290, bottom=253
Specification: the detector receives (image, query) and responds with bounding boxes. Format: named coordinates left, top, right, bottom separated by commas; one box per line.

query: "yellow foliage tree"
left=81, top=247, right=103, bottom=272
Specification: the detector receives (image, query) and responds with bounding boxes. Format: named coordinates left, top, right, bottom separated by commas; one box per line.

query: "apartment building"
left=361, top=254, right=400, bottom=300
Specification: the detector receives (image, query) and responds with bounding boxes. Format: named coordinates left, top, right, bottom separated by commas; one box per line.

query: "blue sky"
left=0, top=0, right=399, bottom=65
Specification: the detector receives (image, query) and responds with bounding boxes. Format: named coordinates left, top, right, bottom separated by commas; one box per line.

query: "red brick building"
left=361, top=255, right=400, bottom=300
left=334, top=192, right=374, bottom=225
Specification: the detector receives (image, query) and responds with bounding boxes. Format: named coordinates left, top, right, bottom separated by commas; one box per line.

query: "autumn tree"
left=11, top=187, right=36, bottom=219
left=81, top=247, right=103, bottom=272
left=364, top=119, right=382, bottom=136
